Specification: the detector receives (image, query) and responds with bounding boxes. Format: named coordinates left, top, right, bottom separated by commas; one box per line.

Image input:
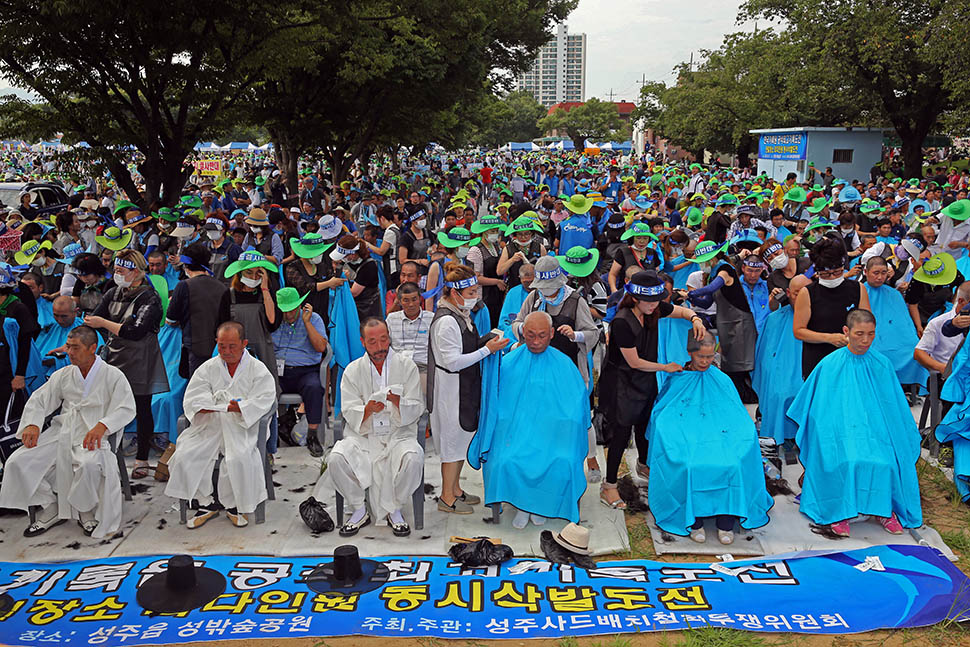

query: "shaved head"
left=522, top=311, right=553, bottom=354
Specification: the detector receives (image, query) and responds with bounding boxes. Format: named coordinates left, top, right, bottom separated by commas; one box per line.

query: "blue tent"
left=228, top=142, right=255, bottom=150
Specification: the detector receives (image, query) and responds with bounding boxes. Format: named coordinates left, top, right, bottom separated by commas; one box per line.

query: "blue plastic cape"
left=498, top=285, right=529, bottom=337
left=656, top=316, right=691, bottom=391
left=472, top=303, right=491, bottom=335
left=646, top=367, right=773, bottom=536
left=36, top=298, right=55, bottom=329
left=468, top=350, right=503, bottom=468
left=751, top=306, right=802, bottom=444
left=867, top=283, right=929, bottom=388
left=664, top=254, right=694, bottom=290
left=467, top=345, right=588, bottom=521
left=327, top=281, right=364, bottom=416
left=35, top=316, right=83, bottom=378
left=787, top=347, right=923, bottom=527
left=741, top=279, right=771, bottom=334
left=937, top=338, right=970, bottom=502
left=3, top=318, right=44, bottom=394
left=375, top=259, right=388, bottom=317
left=151, top=326, right=188, bottom=442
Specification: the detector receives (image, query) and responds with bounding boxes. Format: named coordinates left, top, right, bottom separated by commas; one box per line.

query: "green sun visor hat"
left=913, top=253, right=956, bottom=286
left=276, top=286, right=310, bottom=313
left=437, top=226, right=481, bottom=249
left=806, top=197, right=831, bottom=214
left=557, top=246, right=600, bottom=277
left=685, top=206, right=704, bottom=227
left=289, top=233, right=335, bottom=259
left=470, top=215, right=507, bottom=235
left=941, top=199, right=970, bottom=222
left=783, top=186, right=807, bottom=203
left=563, top=193, right=593, bottom=214
left=804, top=216, right=836, bottom=232
left=508, top=215, right=544, bottom=234
left=859, top=200, right=886, bottom=215
left=620, top=221, right=658, bottom=242
left=224, top=250, right=278, bottom=278
left=689, top=240, right=728, bottom=263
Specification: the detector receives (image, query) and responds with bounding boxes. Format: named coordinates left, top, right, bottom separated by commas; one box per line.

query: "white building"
left=515, top=23, right=586, bottom=107
left=749, top=127, right=887, bottom=184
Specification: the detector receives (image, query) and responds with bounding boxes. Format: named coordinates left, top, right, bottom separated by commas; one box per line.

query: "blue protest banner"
left=0, top=546, right=967, bottom=645
left=759, top=132, right=807, bottom=160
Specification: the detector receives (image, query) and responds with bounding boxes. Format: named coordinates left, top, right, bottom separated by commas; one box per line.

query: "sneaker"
left=829, top=520, right=851, bottom=537
left=880, top=513, right=903, bottom=535
left=438, top=498, right=474, bottom=515
left=24, top=513, right=66, bottom=538
left=338, top=512, right=371, bottom=537
left=689, top=527, right=706, bottom=543
left=457, top=492, right=481, bottom=505
left=226, top=508, right=249, bottom=528
left=187, top=506, right=219, bottom=529
left=718, top=529, right=735, bottom=545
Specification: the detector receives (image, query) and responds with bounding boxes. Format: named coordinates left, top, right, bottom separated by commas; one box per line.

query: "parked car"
left=0, top=182, right=70, bottom=219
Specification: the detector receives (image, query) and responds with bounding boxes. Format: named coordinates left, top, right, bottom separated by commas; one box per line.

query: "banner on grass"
left=0, top=545, right=967, bottom=645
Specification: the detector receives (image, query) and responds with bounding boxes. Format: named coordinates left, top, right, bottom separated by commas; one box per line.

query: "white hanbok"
left=164, top=351, right=276, bottom=514
left=0, top=358, right=136, bottom=538
left=317, top=349, right=424, bottom=519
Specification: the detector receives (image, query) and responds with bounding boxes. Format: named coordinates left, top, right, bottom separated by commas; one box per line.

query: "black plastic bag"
left=299, top=496, right=334, bottom=533
left=448, top=538, right=513, bottom=566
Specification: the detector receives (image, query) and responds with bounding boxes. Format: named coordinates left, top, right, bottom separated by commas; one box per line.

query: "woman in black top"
left=331, top=234, right=381, bottom=321
left=793, top=236, right=870, bottom=378
left=598, top=270, right=705, bottom=509
left=607, top=222, right=661, bottom=292
left=286, top=233, right=346, bottom=327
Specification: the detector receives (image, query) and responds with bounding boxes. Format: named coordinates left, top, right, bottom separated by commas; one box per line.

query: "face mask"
left=486, top=232, right=500, bottom=243
left=115, top=274, right=133, bottom=288
left=840, top=227, right=854, bottom=235
left=455, top=295, right=474, bottom=312
left=538, top=212, right=549, bottom=221
left=818, top=276, right=844, bottom=288
left=456, top=247, right=469, bottom=259
left=310, top=254, right=323, bottom=265
left=769, top=255, right=788, bottom=270
left=206, top=230, right=222, bottom=241
left=241, top=276, right=262, bottom=288
left=517, top=238, right=532, bottom=248
left=250, top=226, right=262, bottom=234
left=539, top=286, right=561, bottom=298
left=414, top=220, right=426, bottom=230
left=346, top=256, right=362, bottom=266
left=31, top=256, right=45, bottom=267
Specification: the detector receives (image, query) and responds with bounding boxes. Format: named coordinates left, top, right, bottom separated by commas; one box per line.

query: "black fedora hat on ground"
left=298, top=545, right=390, bottom=595
left=136, top=554, right=227, bottom=615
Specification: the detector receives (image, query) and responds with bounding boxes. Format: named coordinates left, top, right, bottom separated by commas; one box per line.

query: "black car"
left=0, top=181, right=70, bottom=218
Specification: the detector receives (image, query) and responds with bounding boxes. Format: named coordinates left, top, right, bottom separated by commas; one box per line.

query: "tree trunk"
left=273, top=140, right=300, bottom=196
left=572, top=137, right=586, bottom=151
left=899, top=131, right=925, bottom=181
left=735, top=136, right=753, bottom=169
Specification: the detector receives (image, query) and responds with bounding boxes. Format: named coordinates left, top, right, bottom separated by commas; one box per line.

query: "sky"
left=566, top=0, right=754, bottom=102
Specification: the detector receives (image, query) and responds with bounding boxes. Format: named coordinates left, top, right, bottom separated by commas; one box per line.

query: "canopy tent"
left=194, top=142, right=219, bottom=151
left=226, top=142, right=256, bottom=151
left=595, top=141, right=633, bottom=151
left=500, top=142, right=541, bottom=151
left=256, top=143, right=274, bottom=151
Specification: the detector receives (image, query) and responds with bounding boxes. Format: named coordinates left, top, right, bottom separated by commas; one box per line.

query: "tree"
left=632, top=30, right=870, bottom=166
left=245, top=0, right=576, bottom=187
left=741, top=0, right=969, bottom=179
left=538, top=98, right=626, bottom=151
left=0, top=0, right=315, bottom=208
left=470, top=90, right=547, bottom=148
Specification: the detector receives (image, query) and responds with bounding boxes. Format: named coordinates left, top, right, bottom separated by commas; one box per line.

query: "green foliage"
left=740, top=0, right=970, bottom=178
left=633, top=29, right=870, bottom=164
left=538, top=98, right=626, bottom=151
left=246, top=0, right=577, bottom=184
left=0, top=0, right=317, bottom=206
left=468, top=90, right=547, bottom=148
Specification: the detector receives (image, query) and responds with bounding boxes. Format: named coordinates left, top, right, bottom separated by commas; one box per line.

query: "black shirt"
left=802, top=279, right=862, bottom=378
left=606, top=301, right=674, bottom=366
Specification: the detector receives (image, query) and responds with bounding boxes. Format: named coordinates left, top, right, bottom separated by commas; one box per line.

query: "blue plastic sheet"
left=751, top=305, right=802, bottom=444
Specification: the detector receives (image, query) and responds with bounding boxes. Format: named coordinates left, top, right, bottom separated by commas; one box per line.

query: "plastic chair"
left=333, top=417, right=426, bottom=531
left=918, top=370, right=942, bottom=458
left=176, top=409, right=275, bottom=525
left=278, top=345, right=332, bottom=447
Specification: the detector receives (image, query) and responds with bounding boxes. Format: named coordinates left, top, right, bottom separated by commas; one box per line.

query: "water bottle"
left=763, top=459, right=782, bottom=480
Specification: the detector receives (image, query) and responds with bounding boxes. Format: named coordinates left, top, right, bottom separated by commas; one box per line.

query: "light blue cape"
left=787, top=347, right=922, bottom=527
left=751, top=305, right=802, bottom=444
left=646, top=366, right=773, bottom=536
left=936, top=338, right=970, bottom=502
left=866, top=283, right=929, bottom=389
left=467, top=345, right=588, bottom=521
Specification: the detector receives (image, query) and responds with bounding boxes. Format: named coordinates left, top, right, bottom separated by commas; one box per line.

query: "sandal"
left=78, top=519, right=99, bottom=537
left=131, top=462, right=154, bottom=480
left=599, top=483, right=627, bottom=510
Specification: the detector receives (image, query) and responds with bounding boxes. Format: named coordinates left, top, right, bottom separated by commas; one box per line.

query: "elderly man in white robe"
left=0, top=325, right=135, bottom=538
left=165, top=321, right=276, bottom=529
left=316, top=317, right=424, bottom=538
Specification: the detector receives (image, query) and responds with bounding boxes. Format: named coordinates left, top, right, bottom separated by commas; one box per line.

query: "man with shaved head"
left=469, top=310, right=590, bottom=529
left=36, top=295, right=85, bottom=377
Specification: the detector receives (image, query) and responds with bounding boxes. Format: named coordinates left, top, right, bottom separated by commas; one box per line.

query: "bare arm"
left=792, top=287, right=844, bottom=346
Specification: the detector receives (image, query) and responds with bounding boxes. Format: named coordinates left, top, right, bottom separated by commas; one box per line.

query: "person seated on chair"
left=788, top=308, right=923, bottom=538
left=646, top=329, right=773, bottom=545
left=315, top=317, right=424, bottom=537
left=36, top=295, right=84, bottom=377
left=469, top=311, right=589, bottom=530
left=164, top=321, right=277, bottom=529
left=271, top=287, right=329, bottom=458
left=0, top=325, right=135, bottom=538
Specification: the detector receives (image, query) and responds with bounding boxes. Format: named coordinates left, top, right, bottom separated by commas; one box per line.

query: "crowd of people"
left=0, top=148, right=968, bottom=547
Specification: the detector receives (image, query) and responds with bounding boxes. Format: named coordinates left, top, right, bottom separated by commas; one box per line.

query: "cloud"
left=565, top=0, right=752, bottom=102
